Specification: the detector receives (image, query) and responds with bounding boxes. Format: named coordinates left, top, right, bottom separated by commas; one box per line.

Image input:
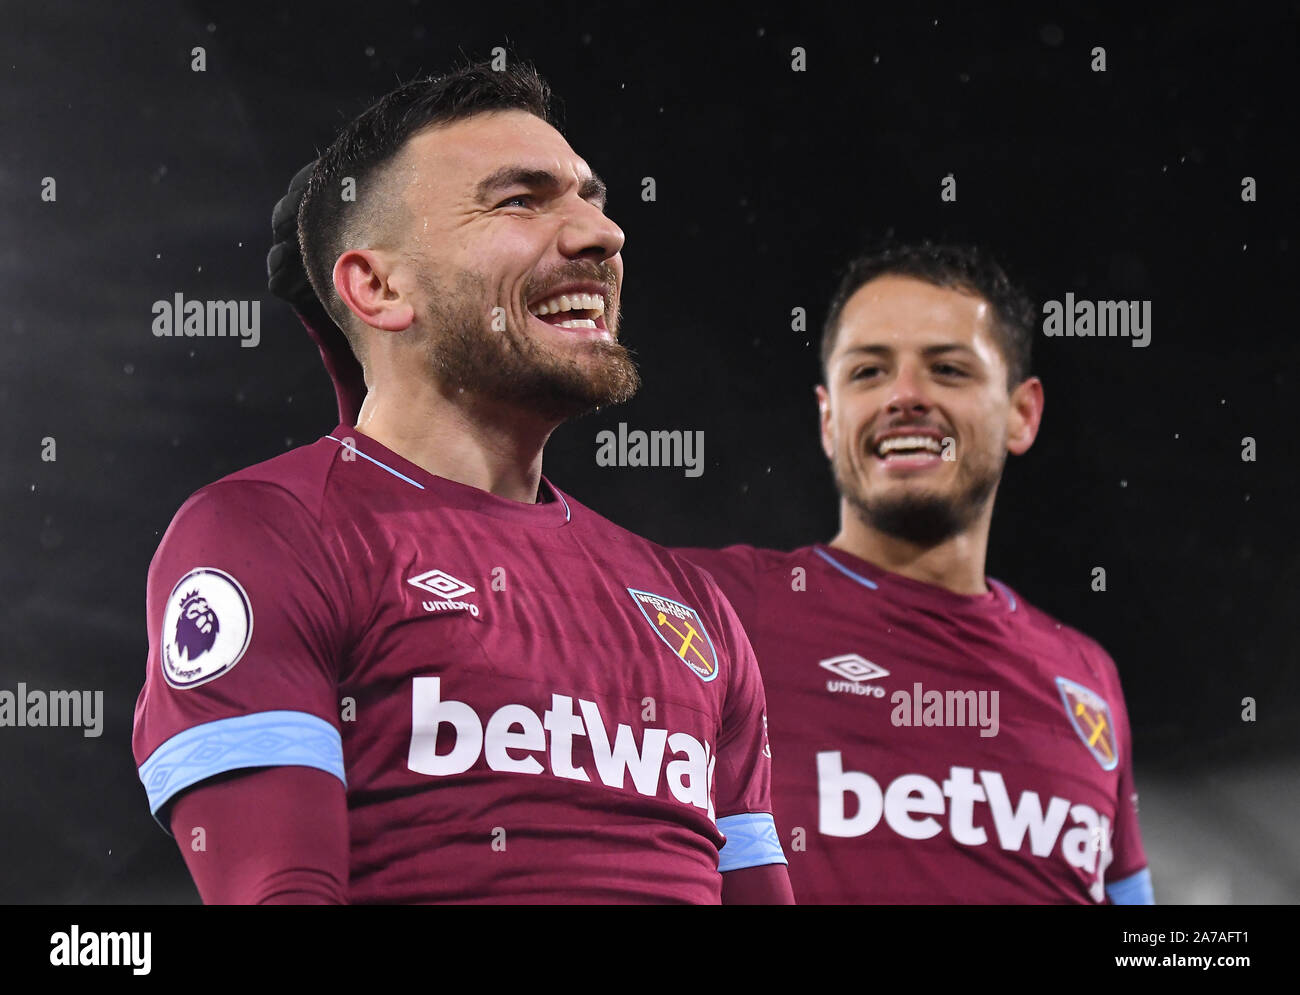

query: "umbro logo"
left=820, top=654, right=889, bottom=682
left=407, top=569, right=476, bottom=599
left=407, top=569, right=481, bottom=618
left=820, top=654, right=889, bottom=698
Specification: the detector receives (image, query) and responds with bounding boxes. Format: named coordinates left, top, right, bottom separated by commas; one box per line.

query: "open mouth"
left=527, top=289, right=608, bottom=333
left=875, top=435, right=941, bottom=459
left=871, top=433, right=946, bottom=469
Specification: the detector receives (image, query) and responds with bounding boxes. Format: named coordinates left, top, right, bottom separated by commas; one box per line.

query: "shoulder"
left=212, top=433, right=345, bottom=515
left=555, top=489, right=757, bottom=617
left=154, top=434, right=347, bottom=562
left=562, top=490, right=731, bottom=599
left=1008, top=588, right=1128, bottom=706
left=1020, top=594, right=1118, bottom=668
left=176, top=434, right=343, bottom=517
left=670, top=544, right=802, bottom=589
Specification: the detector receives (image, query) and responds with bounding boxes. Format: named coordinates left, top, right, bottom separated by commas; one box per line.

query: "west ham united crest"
left=627, top=589, right=719, bottom=682
left=161, top=567, right=253, bottom=689
left=1056, top=676, right=1118, bottom=771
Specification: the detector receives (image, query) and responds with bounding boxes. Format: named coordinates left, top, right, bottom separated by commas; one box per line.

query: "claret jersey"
left=133, top=425, right=785, bottom=903
left=676, top=543, right=1151, bottom=905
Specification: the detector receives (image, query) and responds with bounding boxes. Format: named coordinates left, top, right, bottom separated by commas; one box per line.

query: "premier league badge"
left=161, top=567, right=253, bottom=689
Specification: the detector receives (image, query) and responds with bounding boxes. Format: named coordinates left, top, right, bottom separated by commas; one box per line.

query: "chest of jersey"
left=335, top=511, right=730, bottom=823
left=754, top=580, right=1122, bottom=903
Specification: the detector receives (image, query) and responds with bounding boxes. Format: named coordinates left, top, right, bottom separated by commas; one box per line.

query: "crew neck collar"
left=326, top=424, right=571, bottom=528
left=812, top=543, right=1015, bottom=615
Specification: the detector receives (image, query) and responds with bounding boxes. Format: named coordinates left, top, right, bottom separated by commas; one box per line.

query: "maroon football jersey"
left=675, top=543, right=1151, bottom=905
left=133, top=425, right=784, bottom=903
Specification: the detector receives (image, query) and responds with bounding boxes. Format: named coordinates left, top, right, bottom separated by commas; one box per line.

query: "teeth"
left=877, top=435, right=942, bottom=456
left=555, top=318, right=597, bottom=329
left=529, top=291, right=606, bottom=317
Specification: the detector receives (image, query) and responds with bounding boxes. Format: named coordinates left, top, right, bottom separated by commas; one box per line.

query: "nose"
left=556, top=196, right=625, bottom=261
left=885, top=360, right=932, bottom=418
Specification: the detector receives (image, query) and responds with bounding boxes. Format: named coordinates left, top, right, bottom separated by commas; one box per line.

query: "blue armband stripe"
left=1106, top=867, right=1155, bottom=905
left=717, top=812, right=787, bottom=872
left=138, top=710, right=345, bottom=822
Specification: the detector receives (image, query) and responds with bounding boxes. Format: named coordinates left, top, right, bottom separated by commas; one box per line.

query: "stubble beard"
left=420, top=269, right=640, bottom=421
left=834, top=437, right=1004, bottom=546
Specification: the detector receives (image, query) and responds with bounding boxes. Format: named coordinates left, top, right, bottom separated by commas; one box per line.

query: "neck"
left=353, top=376, right=557, bottom=504
left=828, top=499, right=994, bottom=595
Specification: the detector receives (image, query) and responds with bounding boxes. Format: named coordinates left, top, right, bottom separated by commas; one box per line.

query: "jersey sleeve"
left=1102, top=654, right=1153, bottom=904
left=707, top=583, right=787, bottom=873
left=132, top=480, right=350, bottom=829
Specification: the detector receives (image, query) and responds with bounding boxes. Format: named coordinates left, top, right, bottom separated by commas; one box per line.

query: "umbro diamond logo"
left=407, top=569, right=476, bottom=599
left=820, top=654, right=889, bottom=698
left=819, top=654, right=889, bottom=682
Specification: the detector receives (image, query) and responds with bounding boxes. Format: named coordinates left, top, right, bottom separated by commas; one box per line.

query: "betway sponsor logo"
left=818, top=752, right=1114, bottom=889
left=408, top=677, right=716, bottom=819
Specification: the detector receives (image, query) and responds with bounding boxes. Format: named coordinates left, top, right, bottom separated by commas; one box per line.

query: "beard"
left=833, top=438, right=1003, bottom=546
left=418, top=268, right=640, bottom=421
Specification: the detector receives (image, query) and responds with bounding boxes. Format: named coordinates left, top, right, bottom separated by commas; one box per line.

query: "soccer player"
left=132, top=62, right=791, bottom=904
left=678, top=242, right=1153, bottom=904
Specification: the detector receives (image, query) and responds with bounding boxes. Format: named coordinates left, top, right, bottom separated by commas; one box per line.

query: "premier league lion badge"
left=161, top=567, right=253, bottom=689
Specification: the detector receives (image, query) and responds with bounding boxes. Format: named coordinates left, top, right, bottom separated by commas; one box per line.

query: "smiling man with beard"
left=677, top=241, right=1153, bottom=904
left=131, top=62, right=790, bottom=905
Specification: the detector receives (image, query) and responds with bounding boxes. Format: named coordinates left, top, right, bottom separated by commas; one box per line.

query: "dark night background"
left=1, top=1, right=1296, bottom=903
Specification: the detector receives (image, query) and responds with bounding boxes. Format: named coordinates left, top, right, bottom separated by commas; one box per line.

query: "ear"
left=334, top=249, right=415, bottom=333
left=1006, top=376, right=1044, bottom=455
left=815, top=383, right=835, bottom=460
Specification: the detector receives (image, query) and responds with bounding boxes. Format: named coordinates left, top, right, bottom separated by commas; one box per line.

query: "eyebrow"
left=838, top=342, right=979, bottom=361
left=835, top=342, right=983, bottom=374
left=474, top=166, right=607, bottom=207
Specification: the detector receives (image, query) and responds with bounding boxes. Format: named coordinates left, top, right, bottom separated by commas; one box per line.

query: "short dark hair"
left=297, top=59, right=558, bottom=358
left=820, top=240, right=1036, bottom=388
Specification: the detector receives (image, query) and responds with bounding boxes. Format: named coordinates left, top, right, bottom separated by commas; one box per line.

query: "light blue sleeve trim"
left=138, top=710, right=345, bottom=820
left=717, top=812, right=787, bottom=872
left=1106, top=867, right=1155, bottom=905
